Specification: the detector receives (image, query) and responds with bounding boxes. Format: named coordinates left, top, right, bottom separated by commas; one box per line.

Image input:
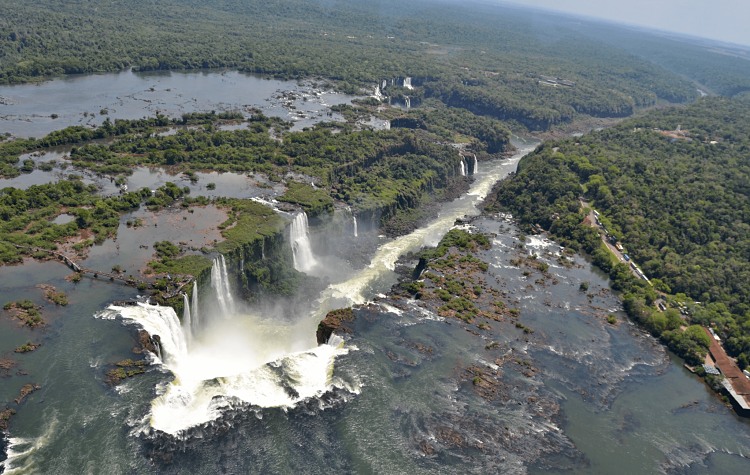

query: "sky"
left=498, top=0, right=750, bottom=47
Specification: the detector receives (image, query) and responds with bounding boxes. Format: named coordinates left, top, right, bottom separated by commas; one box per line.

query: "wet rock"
left=14, top=383, right=41, bottom=404
left=103, top=359, right=147, bottom=387
left=316, top=307, right=355, bottom=344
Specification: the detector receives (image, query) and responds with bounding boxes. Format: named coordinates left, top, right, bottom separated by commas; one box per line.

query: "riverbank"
left=313, top=214, right=750, bottom=472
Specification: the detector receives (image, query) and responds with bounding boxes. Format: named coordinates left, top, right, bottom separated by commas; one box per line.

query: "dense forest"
left=568, top=20, right=750, bottom=98
left=0, top=0, right=722, bottom=131
left=488, top=96, right=750, bottom=370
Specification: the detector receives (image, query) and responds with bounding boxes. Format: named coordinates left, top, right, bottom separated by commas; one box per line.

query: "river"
left=1, top=72, right=750, bottom=474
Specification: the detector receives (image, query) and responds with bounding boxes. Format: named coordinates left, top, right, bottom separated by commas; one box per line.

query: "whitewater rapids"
left=98, top=139, right=535, bottom=436
left=100, top=303, right=353, bottom=435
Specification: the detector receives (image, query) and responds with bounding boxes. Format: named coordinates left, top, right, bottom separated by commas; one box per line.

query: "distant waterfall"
left=191, top=280, right=199, bottom=334
left=460, top=160, right=466, bottom=176
left=291, top=212, right=316, bottom=272
left=404, top=97, right=411, bottom=109
left=382, top=80, right=387, bottom=89
left=353, top=215, right=358, bottom=238
left=182, top=293, right=192, bottom=346
left=211, top=255, right=235, bottom=316
left=240, top=258, right=244, bottom=272
left=474, top=154, right=478, bottom=174
left=262, top=240, right=266, bottom=260
left=404, top=77, right=413, bottom=90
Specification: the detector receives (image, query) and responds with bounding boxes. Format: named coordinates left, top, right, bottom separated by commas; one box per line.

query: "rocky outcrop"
left=316, top=308, right=355, bottom=344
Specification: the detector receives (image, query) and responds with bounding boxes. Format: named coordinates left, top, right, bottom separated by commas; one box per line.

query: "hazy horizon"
left=491, top=0, right=750, bottom=47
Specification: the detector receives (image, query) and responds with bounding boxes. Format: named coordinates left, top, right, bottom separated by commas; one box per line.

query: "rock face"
left=316, top=308, right=355, bottom=344
left=134, top=330, right=158, bottom=354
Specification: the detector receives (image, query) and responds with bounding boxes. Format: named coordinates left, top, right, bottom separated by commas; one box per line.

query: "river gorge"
left=1, top=70, right=750, bottom=475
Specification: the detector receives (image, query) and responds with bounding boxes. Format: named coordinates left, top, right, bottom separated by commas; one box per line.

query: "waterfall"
left=240, top=258, right=244, bottom=272
left=404, top=97, right=411, bottom=109
left=474, top=154, right=478, bottom=174
left=261, top=239, right=265, bottom=260
left=103, top=301, right=351, bottom=435
left=290, top=212, right=316, bottom=272
left=382, top=80, right=387, bottom=89
left=460, top=160, right=466, bottom=176
left=404, top=77, right=413, bottom=90
left=182, top=293, right=192, bottom=346
left=211, top=255, right=235, bottom=316
left=220, top=255, right=234, bottom=314
left=191, top=280, right=199, bottom=334
left=353, top=215, right=358, bottom=238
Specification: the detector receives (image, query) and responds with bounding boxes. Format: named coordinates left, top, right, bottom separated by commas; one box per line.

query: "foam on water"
left=103, top=302, right=352, bottom=435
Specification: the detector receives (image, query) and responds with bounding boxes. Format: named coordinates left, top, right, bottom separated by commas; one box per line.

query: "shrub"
left=607, top=314, right=617, bottom=324
left=579, top=282, right=589, bottom=291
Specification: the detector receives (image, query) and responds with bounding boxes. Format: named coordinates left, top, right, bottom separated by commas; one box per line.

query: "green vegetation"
left=148, top=254, right=213, bottom=278
left=430, top=229, right=490, bottom=258
left=153, top=241, right=180, bottom=259
left=278, top=182, right=334, bottom=217
left=48, top=291, right=68, bottom=306
left=14, top=340, right=36, bottom=353
left=0, top=0, right=720, bottom=132
left=0, top=179, right=201, bottom=264
left=492, top=96, right=750, bottom=368
left=607, top=315, right=617, bottom=325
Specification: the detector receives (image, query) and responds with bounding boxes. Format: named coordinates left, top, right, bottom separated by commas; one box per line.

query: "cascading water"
left=261, top=240, right=266, bottom=260
left=182, top=293, right=192, bottom=346
left=103, top=301, right=353, bottom=435
left=191, top=280, right=199, bottom=334
left=460, top=160, right=466, bottom=176
left=382, top=80, right=387, bottom=89
left=404, top=97, right=411, bottom=109
left=211, top=256, right=235, bottom=316
left=323, top=139, right=536, bottom=306
left=353, top=215, right=358, bottom=238
left=99, top=139, right=536, bottom=437
left=290, top=212, right=316, bottom=272
left=404, top=77, right=413, bottom=90
left=474, top=154, right=478, bottom=174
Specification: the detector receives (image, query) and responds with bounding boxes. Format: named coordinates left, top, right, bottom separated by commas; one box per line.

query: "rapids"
left=94, top=140, right=537, bottom=436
